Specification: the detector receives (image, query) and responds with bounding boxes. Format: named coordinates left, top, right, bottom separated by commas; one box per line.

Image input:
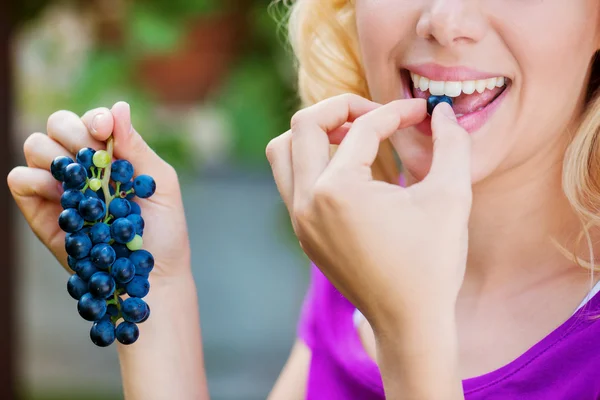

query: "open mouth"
left=401, top=69, right=511, bottom=133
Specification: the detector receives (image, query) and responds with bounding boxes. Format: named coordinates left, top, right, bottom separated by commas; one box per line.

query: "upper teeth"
left=410, top=72, right=506, bottom=97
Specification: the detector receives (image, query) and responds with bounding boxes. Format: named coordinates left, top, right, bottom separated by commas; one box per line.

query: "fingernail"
left=436, top=102, right=457, bottom=122
left=91, top=114, right=104, bottom=133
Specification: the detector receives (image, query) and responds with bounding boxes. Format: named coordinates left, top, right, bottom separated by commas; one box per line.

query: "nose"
left=416, top=0, right=486, bottom=47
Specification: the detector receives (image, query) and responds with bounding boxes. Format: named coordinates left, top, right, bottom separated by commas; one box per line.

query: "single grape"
left=111, top=243, right=131, bottom=259
left=77, top=293, right=107, bottom=321
left=79, top=198, right=106, bottom=222
left=128, top=250, right=154, bottom=277
left=63, top=163, right=88, bottom=190
left=76, top=147, right=96, bottom=170
left=65, top=232, right=93, bottom=259
left=93, top=150, right=111, bottom=168
left=126, top=214, right=144, bottom=235
left=89, top=223, right=111, bottom=244
left=60, top=190, right=85, bottom=210
left=126, top=276, right=150, bottom=298
left=88, top=178, right=102, bottom=192
left=106, top=298, right=123, bottom=318
left=121, top=298, right=149, bottom=323
left=111, top=258, right=136, bottom=284
left=58, top=209, right=84, bottom=233
left=426, top=95, right=453, bottom=116
left=128, top=201, right=141, bottom=215
left=115, top=321, right=139, bottom=345
left=111, top=160, right=134, bottom=183
left=67, top=255, right=79, bottom=272
left=139, top=306, right=150, bottom=323
left=90, top=243, right=116, bottom=270
left=51, top=156, right=74, bottom=181
left=76, top=258, right=99, bottom=281
left=133, top=175, right=156, bottom=198
left=90, top=316, right=116, bottom=347
left=88, top=272, right=116, bottom=299
left=126, top=235, right=143, bottom=251
left=84, top=188, right=99, bottom=199
left=67, top=274, right=88, bottom=300
left=120, top=181, right=135, bottom=200
left=111, top=218, right=135, bottom=244
left=109, top=198, right=131, bottom=219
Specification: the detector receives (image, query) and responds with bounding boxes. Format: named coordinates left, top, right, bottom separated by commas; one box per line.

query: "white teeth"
left=462, top=80, right=476, bottom=95
left=444, top=81, right=462, bottom=97
left=429, top=80, right=445, bottom=95
left=409, top=72, right=507, bottom=97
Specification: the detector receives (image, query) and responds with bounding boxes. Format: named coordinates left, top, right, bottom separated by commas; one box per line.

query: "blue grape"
left=115, top=282, right=127, bottom=296
left=115, top=322, right=139, bottom=345
left=426, top=95, right=453, bottom=116
left=76, top=147, right=96, bottom=170
left=65, top=232, right=92, bottom=259
left=51, top=156, right=74, bottom=181
left=90, top=244, right=116, bottom=270
left=67, top=255, right=79, bottom=272
left=111, top=160, right=134, bottom=183
left=133, top=175, right=156, bottom=198
left=108, top=198, right=131, bottom=218
left=128, top=201, right=141, bottom=215
left=77, top=293, right=107, bottom=321
left=58, top=209, right=84, bottom=233
left=88, top=272, right=116, bottom=299
left=126, top=214, right=144, bottom=235
left=90, top=316, right=116, bottom=347
left=111, top=258, right=135, bottom=284
left=125, top=276, right=150, bottom=298
left=84, top=188, right=99, bottom=198
left=67, top=274, right=88, bottom=300
left=111, top=243, right=131, bottom=259
left=106, top=297, right=123, bottom=318
left=61, top=190, right=84, bottom=209
left=139, top=307, right=150, bottom=323
left=121, top=298, right=148, bottom=323
left=76, top=258, right=99, bottom=281
left=129, top=250, right=154, bottom=277
left=63, top=163, right=87, bottom=190
left=121, top=181, right=135, bottom=200
left=79, top=198, right=106, bottom=222
left=89, top=223, right=111, bottom=244
left=111, top=218, right=135, bottom=244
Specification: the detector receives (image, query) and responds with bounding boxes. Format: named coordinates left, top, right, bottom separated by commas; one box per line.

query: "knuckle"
left=47, top=109, right=76, bottom=130
left=265, top=134, right=287, bottom=164
left=290, top=108, right=310, bottom=131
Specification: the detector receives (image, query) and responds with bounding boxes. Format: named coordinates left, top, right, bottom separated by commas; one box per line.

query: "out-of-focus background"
left=8, top=0, right=310, bottom=399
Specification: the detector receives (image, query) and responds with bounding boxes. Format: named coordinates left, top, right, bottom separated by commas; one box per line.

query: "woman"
left=8, top=0, right=600, bottom=398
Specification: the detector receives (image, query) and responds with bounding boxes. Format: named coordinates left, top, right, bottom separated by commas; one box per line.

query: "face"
left=355, top=0, right=600, bottom=184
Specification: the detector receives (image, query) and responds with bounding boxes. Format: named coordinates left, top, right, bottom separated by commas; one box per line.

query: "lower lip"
left=402, top=74, right=510, bottom=136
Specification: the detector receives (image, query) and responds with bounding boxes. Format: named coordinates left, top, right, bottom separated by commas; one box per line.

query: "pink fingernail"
left=91, top=114, right=104, bottom=133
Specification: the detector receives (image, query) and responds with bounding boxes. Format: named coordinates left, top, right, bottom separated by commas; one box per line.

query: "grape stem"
left=101, top=137, right=115, bottom=211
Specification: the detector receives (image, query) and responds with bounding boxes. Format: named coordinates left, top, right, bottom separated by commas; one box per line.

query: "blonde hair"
left=273, top=1, right=600, bottom=270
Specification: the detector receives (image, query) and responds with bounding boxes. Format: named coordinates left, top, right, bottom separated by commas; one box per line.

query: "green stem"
left=101, top=137, right=114, bottom=210
left=90, top=166, right=97, bottom=179
left=81, top=181, right=89, bottom=192
left=104, top=215, right=113, bottom=224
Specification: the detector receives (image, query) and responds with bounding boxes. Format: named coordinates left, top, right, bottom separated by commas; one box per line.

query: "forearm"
left=117, top=274, right=209, bottom=400
left=375, top=309, right=464, bottom=400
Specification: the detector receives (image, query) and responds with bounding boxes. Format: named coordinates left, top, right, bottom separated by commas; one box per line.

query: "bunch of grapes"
left=50, top=137, right=156, bottom=347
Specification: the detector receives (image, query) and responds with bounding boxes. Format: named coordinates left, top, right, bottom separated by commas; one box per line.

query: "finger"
left=329, top=98, right=426, bottom=173
left=291, top=94, right=380, bottom=204
left=425, top=102, right=471, bottom=189
left=81, top=107, right=115, bottom=142
left=23, top=132, right=72, bottom=170
left=8, top=166, right=63, bottom=202
left=328, top=123, right=352, bottom=145
left=47, top=110, right=106, bottom=155
left=266, top=131, right=294, bottom=212
left=110, top=102, right=173, bottom=184
left=8, top=167, right=67, bottom=261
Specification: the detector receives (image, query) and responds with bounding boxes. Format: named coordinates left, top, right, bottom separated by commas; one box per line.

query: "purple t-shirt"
left=298, top=265, right=600, bottom=399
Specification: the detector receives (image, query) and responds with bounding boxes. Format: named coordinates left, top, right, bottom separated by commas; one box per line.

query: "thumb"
left=110, top=101, right=170, bottom=181
left=425, top=102, right=472, bottom=189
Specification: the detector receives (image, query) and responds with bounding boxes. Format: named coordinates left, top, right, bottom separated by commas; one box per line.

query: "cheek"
left=355, top=1, right=419, bottom=102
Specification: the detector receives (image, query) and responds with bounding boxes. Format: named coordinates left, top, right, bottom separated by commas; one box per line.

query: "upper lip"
left=405, top=63, right=507, bottom=81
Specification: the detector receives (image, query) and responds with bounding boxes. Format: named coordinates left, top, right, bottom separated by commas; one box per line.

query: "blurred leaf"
left=127, top=5, right=186, bottom=54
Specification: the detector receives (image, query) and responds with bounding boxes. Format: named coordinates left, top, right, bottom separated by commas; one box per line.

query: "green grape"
left=93, top=150, right=111, bottom=168
left=126, top=235, right=143, bottom=251
left=89, top=178, right=102, bottom=191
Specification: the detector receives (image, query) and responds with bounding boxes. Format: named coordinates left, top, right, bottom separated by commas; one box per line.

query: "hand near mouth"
left=266, top=93, right=471, bottom=399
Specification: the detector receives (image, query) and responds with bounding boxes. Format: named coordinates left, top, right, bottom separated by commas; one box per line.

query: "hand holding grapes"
left=8, top=101, right=193, bottom=345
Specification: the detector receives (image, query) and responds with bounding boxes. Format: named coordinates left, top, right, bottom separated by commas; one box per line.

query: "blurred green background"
left=12, top=1, right=310, bottom=399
